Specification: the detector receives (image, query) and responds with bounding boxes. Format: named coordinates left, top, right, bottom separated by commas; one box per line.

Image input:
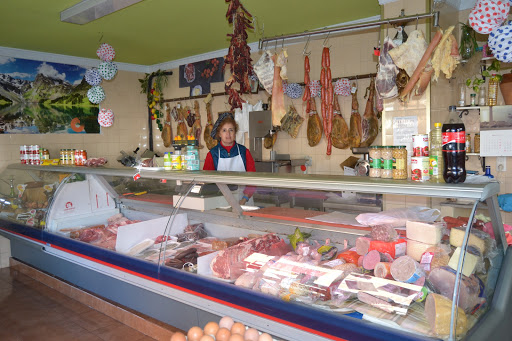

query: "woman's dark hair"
left=215, top=116, right=239, bottom=140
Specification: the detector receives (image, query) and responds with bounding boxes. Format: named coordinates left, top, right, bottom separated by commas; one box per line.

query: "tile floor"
left=0, top=267, right=157, bottom=341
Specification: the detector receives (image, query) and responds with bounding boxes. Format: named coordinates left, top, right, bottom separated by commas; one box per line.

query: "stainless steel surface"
left=7, top=164, right=500, bottom=201
left=258, top=11, right=439, bottom=48
left=248, top=111, right=272, bottom=161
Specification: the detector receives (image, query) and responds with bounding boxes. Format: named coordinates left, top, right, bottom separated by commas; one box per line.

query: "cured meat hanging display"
left=349, top=85, right=362, bottom=148
left=162, top=105, right=173, bottom=148
left=331, top=95, right=349, bottom=149
left=302, top=55, right=311, bottom=108
left=203, top=97, right=218, bottom=150
left=376, top=37, right=398, bottom=99
left=271, top=52, right=286, bottom=126
left=190, top=100, right=204, bottom=148
left=431, top=26, right=460, bottom=81
left=388, top=30, right=428, bottom=78
left=320, top=47, right=334, bottom=155
left=307, top=97, right=322, bottom=147
left=223, top=0, right=253, bottom=110
left=176, top=103, right=188, bottom=140
left=360, top=77, right=379, bottom=147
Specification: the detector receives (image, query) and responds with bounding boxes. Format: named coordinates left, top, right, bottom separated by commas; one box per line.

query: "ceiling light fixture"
left=60, top=0, right=143, bottom=25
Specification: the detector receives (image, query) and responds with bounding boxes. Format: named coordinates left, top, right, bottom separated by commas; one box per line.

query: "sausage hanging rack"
left=258, top=10, right=439, bottom=49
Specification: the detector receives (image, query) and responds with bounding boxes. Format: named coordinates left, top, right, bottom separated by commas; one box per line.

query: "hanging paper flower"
left=85, top=68, right=102, bottom=86
left=285, top=83, right=303, bottom=99
left=87, top=86, right=105, bottom=104
left=96, top=43, right=116, bottom=61
left=469, top=0, right=509, bottom=34
left=309, top=80, right=321, bottom=98
left=98, top=61, right=118, bottom=80
left=489, top=22, right=512, bottom=62
left=98, top=108, right=114, bottom=127
left=334, top=78, right=351, bottom=96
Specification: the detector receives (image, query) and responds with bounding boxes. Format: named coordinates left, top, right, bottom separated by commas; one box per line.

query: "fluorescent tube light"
left=60, top=0, right=143, bottom=25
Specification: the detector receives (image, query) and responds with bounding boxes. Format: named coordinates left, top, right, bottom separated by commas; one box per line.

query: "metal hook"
left=416, top=16, right=419, bottom=30
left=303, top=35, right=311, bottom=56
left=387, top=21, right=390, bottom=37
left=323, top=32, right=331, bottom=48
left=274, top=39, right=278, bottom=52
left=281, top=38, right=285, bottom=50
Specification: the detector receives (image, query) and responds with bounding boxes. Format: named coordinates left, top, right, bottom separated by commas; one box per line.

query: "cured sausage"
left=306, top=97, right=322, bottom=147
left=331, top=95, right=349, bottom=149
left=360, top=77, right=379, bottom=147
left=203, top=100, right=218, bottom=150
left=349, top=86, right=362, bottom=148
left=320, top=47, right=333, bottom=155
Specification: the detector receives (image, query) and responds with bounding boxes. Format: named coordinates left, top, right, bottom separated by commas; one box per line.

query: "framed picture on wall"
left=0, top=55, right=100, bottom=134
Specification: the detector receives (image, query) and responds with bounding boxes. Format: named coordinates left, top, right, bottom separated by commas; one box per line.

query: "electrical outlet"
left=497, top=156, right=507, bottom=172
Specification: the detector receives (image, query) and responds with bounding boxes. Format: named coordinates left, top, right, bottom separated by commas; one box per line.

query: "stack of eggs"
left=170, top=316, right=274, bottom=341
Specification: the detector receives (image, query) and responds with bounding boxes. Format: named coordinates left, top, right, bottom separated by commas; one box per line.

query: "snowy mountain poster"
left=0, top=56, right=100, bottom=134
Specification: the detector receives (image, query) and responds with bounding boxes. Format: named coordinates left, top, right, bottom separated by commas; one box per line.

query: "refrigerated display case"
left=0, top=163, right=510, bottom=341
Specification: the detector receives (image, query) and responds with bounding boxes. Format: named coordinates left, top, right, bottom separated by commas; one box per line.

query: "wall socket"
left=497, top=156, right=507, bottom=172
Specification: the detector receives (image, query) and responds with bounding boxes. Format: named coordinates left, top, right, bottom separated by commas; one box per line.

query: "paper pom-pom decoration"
left=87, top=86, right=105, bottom=104
left=285, top=83, right=303, bottom=99
left=469, top=0, right=510, bottom=34
left=309, top=80, right=321, bottom=98
left=489, top=22, right=512, bottom=62
left=85, top=68, right=102, bottom=86
left=334, top=78, right=351, bottom=96
left=96, top=43, right=116, bottom=61
left=98, top=108, right=114, bottom=127
left=98, top=61, right=118, bottom=80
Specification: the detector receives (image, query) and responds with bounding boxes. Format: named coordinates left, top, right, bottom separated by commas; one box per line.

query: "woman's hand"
left=239, top=197, right=248, bottom=205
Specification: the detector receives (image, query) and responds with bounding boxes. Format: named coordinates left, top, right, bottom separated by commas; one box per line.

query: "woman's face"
left=218, top=122, right=236, bottom=146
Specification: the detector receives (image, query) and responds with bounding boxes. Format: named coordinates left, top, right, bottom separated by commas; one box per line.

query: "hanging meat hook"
left=323, top=32, right=331, bottom=48
left=303, top=35, right=311, bottom=56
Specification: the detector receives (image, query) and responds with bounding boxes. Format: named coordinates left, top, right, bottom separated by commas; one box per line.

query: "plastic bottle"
left=164, top=152, right=172, bottom=170
left=429, top=122, right=444, bottom=183
left=442, top=106, right=466, bottom=183
left=488, top=74, right=499, bottom=106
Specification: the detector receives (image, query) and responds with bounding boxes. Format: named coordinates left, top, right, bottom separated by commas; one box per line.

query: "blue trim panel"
left=3, top=219, right=437, bottom=341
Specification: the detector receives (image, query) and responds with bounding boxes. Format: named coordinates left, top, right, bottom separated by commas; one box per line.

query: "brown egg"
left=231, top=322, right=246, bottom=336
left=229, top=334, right=245, bottom=341
left=170, top=332, right=187, bottom=341
left=258, top=333, right=273, bottom=341
left=244, top=328, right=260, bottom=341
left=219, top=316, right=235, bottom=330
left=187, top=326, right=204, bottom=341
left=216, top=327, right=232, bottom=341
left=199, top=335, right=215, bottom=341
left=203, top=321, right=220, bottom=336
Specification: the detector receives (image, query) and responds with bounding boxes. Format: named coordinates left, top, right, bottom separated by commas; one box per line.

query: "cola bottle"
left=442, top=105, right=466, bottom=183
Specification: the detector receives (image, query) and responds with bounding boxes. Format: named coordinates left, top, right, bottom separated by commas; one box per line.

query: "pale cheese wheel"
left=406, top=220, right=442, bottom=244
left=449, top=228, right=486, bottom=254
left=407, top=239, right=436, bottom=262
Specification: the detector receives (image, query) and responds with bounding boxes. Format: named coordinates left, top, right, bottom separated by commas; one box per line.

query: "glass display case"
left=0, top=163, right=510, bottom=341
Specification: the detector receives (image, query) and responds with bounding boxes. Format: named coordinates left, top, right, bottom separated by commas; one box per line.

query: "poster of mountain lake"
left=0, top=56, right=100, bottom=134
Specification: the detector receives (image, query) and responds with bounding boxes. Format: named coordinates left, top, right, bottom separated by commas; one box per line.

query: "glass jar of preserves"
left=392, top=146, right=408, bottom=180
left=381, top=146, right=393, bottom=179
left=474, top=133, right=480, bottom=154
left=466, top=133, right=472, bottom=153
left=369, top=146, right=382, bottom=178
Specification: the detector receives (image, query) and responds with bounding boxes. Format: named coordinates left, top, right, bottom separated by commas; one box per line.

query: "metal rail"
left=258, top=11, right=439, bottom=49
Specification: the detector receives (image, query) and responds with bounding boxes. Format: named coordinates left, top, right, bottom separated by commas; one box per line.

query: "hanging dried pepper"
left=223, top=0, right=253, bottom=110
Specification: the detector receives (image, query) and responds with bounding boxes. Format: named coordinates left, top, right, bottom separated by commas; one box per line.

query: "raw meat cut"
left=349, top=87, right=362, bottom=148
left=210, top=234, right=285, bottom=280
left=360, top=77, right=379, bottom=147
left=331, top=95, right=349, bottom=149
left=376, top=37, right=398, bottom=99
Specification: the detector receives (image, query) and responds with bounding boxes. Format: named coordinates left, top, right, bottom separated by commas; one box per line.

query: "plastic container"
left=164, top=152, right=172, bottom=170
left=171, top=151, right=182, bottom=170
left=429, top=122, right=444, bottom=183
left=442, top=105, right=466, bottom=183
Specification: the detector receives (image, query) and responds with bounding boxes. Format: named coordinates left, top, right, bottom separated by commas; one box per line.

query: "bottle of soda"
left=442, top=105, right=466, bottom=183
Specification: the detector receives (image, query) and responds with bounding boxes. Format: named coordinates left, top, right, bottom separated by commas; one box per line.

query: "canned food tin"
left=412, top=134, right=429, bottom=157
left=411, top=156, right=430, bottom=181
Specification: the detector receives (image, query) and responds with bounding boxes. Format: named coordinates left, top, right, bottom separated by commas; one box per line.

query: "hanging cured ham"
left=331, top=95, right=349, bottom=149
left=360, top=77, right=379, bottom=147
left=190, top=100, right=203, bottom=148
left=271, top=52, right=286, bottom=126
left=376, top=37, right=398, bottom=99
left=349, top=86, right=362, bottom=148
left=203, top=99, right=218, bottom=150
left=176, top=103, right=188, bottom=140
left=307, top=97, right=322, bottom=147
left=162, top=105, right=173, bottom=147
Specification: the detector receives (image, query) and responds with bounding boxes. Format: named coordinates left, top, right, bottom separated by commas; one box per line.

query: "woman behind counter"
left=203, top=113, right=255, bottom=205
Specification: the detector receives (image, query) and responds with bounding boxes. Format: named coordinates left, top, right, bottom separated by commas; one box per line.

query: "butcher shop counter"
left=0, top=163, right=510, bottom=341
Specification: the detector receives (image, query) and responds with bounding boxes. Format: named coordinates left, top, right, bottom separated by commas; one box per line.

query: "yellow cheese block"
left=449, top=228, right=486, bottom=254
left=407, top=239, right=435, bottom=262
left=406, top=220, right=442, bottom=244
left=448, top=247, right=478, bottom=277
